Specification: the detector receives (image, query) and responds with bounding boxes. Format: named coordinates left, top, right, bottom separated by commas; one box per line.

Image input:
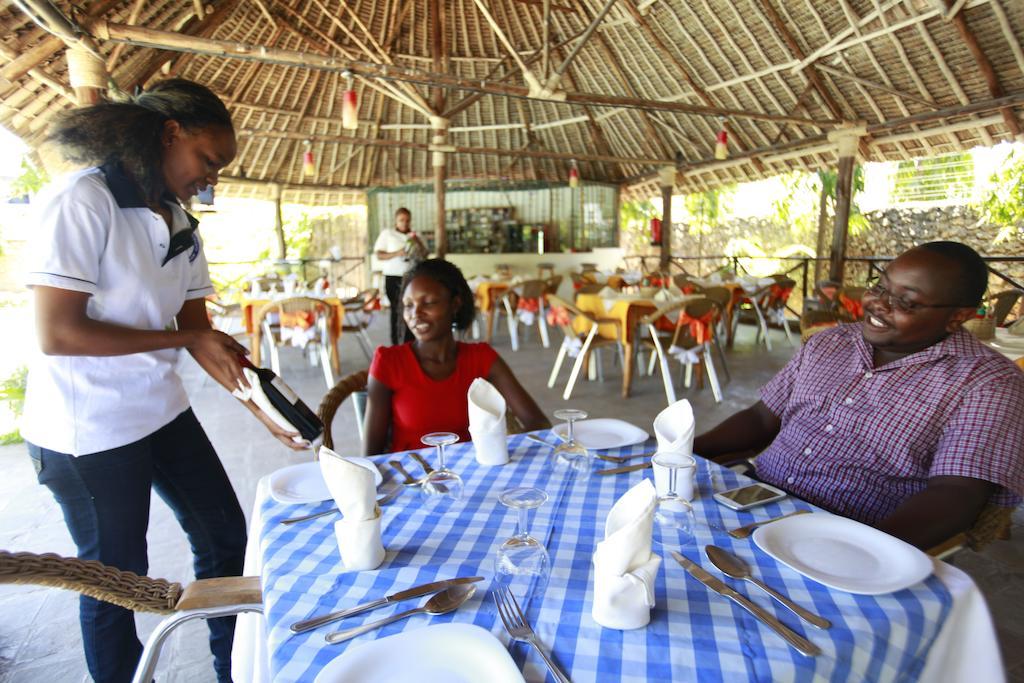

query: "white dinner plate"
left=268, top=460, right=382, bottom=505
left=990, top=336, right=1024, bottom=352
left=313, top=623, right=525, bottom=683
left=552, top=418, right=649, bottom=450
left=753, top=512, right=933, bottom=595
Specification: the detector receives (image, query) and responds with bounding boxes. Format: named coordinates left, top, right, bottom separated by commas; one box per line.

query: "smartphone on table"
left=713, top=482, right=788, bottom=511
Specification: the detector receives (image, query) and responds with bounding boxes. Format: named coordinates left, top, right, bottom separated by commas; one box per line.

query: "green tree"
left=9, top=157, right=49, bottom=197
left=619, top=199, right=658, bottom=253
left=979, top=150, right=1024, bottom=244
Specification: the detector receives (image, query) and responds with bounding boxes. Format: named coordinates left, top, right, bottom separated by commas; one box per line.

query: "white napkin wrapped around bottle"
left=318, top=446, right=385, bottom=571
left=653, top=399, right=697, bottom=499
left=231, top=368, right=307, bottom=445
left=592, top=479, right=661, bottom=630
left=467, top=378, right=509, bottom=466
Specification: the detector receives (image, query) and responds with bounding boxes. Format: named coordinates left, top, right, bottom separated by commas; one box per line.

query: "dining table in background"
left=231, top=433, right=1001, bottom=682
left=572, top=293, right=703, bottom=398
left=241, top=297, right=344, bottom=373
left=474, top=279, right=511, bottom=343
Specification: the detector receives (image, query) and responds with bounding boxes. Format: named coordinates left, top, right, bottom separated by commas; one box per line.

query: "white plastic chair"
left=640, top=298, right=724, bottom=405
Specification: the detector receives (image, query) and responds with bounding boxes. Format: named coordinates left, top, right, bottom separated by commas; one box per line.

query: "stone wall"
left=668, top=205, right=1023, bottom=291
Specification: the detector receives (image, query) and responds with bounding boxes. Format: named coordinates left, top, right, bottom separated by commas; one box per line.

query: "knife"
left=290, top=576, right=484, bottom=633
left=670, top=551, right=821, bottom=657
left=596, top=461, right=652, bottom=476
left=388, top=460, right=423, bottom=486
left=409, top=452, right=435, bottom=475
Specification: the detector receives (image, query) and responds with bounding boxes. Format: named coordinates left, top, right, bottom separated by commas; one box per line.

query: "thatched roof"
left=1, top=0, right=1022, bottom=204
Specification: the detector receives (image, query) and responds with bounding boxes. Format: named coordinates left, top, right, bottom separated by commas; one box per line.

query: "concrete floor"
left=1, top=313, right=1021, bottom=682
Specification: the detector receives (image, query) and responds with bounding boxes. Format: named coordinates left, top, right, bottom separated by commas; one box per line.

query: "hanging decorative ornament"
left=568, top=159, right=580, bottom=188
left=714, top=118, right=728, bottom=160
left=341, top=71, right=358, bottom=130
left=302, top=140, right=315, bottom=176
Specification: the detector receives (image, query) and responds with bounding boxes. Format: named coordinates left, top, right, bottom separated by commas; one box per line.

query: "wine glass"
left=495, top=487, right=550, bottom=602
left=420, top=432, right=463, bottom=502
left=551, top=408, right=592, bottom=481
left=652, top=452, right=698, bottom=549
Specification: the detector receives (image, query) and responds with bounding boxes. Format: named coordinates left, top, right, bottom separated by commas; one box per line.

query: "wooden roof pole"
left=754, top=0, right=846, bottom=124
left=432, top=117, right=449, bottom=257
left=236, top=127, right=671, bottom=165
left=622, top=1, right=764, bottom=168
left=942, top=0, right=1022, bottom=139
left=85, top=19, right=833, bottom=126
left=658, top=166, right=675, bottom=269
left=827, top=127, right=863, bottom=283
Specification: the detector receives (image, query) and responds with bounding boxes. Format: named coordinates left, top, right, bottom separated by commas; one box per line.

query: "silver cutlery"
left=291, top=576, right=484, bottom=634
left=526, top=434, right=650, bottom=464
left=324, top=584, right=477, bottom=644
left=727, top=509, right=811, bottom=539
left=596, top=451, right=655, bottom=464
left=596, top=461, right=652, bottom=476
left=671, top=551, right=820, bottom=657
left=389, top=460, right=424, bottom=486
left=280, top=486, right=403, bottom=525
left=493, top=583, right=571, bottom=683
left=705, top=546, right=831, bottom=630
left=409, top=452, right=435, bottom=475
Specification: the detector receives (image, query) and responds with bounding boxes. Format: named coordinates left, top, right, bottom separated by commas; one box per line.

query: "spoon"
left=324, top=584, right=477, bottom=644
left=705, top=546, right=831, bottom=630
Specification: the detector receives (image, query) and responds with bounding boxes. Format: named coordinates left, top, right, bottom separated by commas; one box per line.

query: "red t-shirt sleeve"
left=369, top=345, right=396, bottom=389
left=464, top=342, right=499, bottom=379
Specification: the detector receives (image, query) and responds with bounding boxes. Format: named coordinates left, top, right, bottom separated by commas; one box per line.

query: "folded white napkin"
left=597, top=286, right=619, bottom=299
left=653, top=398, right=695, bottom=456
left=592, top=479, right=661, bottom=630
left=468, top=378, right=509, bottom=466
left=319, top=446, right=385, bottom=570
left=231, top=368, right=307, bottom=444
left=1009, top=318, right=1024, bottom=336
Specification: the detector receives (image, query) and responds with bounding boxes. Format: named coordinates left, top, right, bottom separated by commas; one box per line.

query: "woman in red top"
left=364, top=259, right=549, bottom=454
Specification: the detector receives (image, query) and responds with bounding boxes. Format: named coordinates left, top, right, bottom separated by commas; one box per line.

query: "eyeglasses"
left=864, top=282, right=970, bottom=314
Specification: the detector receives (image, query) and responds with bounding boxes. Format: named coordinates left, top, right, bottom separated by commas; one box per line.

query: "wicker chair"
left=638, top=298, right=725, bottom=405
left=340, top=289, right=380, bottom=362
left=546, top=294, right=624, bottom=400
left=926, top=503, right=1014, bottom=559
left=990, top=289, right=1022, bottom=326
left=495, top=279, right=551, bottom=351
left=252, top=296, right=337, bottom=389
left=317, top=369, right=369, bottom=448
left=0, top=550, right=261, bottom=683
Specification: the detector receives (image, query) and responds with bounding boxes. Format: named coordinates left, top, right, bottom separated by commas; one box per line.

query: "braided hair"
left=47, top=79, right=232, bottom=204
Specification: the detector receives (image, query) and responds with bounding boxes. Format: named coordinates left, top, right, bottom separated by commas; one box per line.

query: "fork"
left=493, top=585, right=571, bottom=683
left=280, top=486, right=403, bottom=525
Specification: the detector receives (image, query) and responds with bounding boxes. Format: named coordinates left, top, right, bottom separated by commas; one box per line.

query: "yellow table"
left=474, top=281, right=511, bottom=343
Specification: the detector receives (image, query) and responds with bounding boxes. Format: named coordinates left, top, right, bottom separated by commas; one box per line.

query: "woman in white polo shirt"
left=374, top=207, right=425, bottom=344
left=22, top=80, right=301, bottom=683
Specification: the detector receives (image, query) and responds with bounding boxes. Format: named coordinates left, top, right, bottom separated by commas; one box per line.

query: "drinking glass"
left=551, top=408, right=592, bottom=481
left=652, top=452, right=697, bottom=548
left=495, top=487, right=550, bottom=602
left=420, top=432, right=463, bottom=502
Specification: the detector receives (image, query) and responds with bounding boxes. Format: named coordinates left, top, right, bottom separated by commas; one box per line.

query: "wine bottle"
left=238, top=356, right=324, bottom=442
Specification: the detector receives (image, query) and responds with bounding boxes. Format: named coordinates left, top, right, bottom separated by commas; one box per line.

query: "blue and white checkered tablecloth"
left=256, top=432, right=953, bottom=682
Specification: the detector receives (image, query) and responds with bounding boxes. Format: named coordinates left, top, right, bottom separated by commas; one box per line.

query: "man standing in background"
left=374, top=207, right=425, bottom=345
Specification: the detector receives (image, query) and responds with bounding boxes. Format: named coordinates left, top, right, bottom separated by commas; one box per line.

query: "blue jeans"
left=28, top=409, right=246, bottom=683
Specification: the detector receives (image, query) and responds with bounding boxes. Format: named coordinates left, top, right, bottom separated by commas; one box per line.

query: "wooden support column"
left=66, top=44, right=107, bottom=105
left=271, top=183, right=286, bottom=260
left=431, top=117, right=450, bottom=258
left=828, top=128, right=863, bottom=283
left=659, top=166, right=676, bottom=269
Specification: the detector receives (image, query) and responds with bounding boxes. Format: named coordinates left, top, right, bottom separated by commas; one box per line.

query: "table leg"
left=622, top=341, right=635, bottom=398
left=485, top=308, right=495, bottom=343
left=251, top=331, right=262, bottom=367
left=330, top=333, right=340, bottom=375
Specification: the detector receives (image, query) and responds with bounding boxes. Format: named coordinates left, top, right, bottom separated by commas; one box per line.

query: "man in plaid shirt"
left=695, top=242, right=1024, bottom=549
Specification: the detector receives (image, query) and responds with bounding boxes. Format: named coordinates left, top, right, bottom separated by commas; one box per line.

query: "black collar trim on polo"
left=98, top=162, right=202, bottom=267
